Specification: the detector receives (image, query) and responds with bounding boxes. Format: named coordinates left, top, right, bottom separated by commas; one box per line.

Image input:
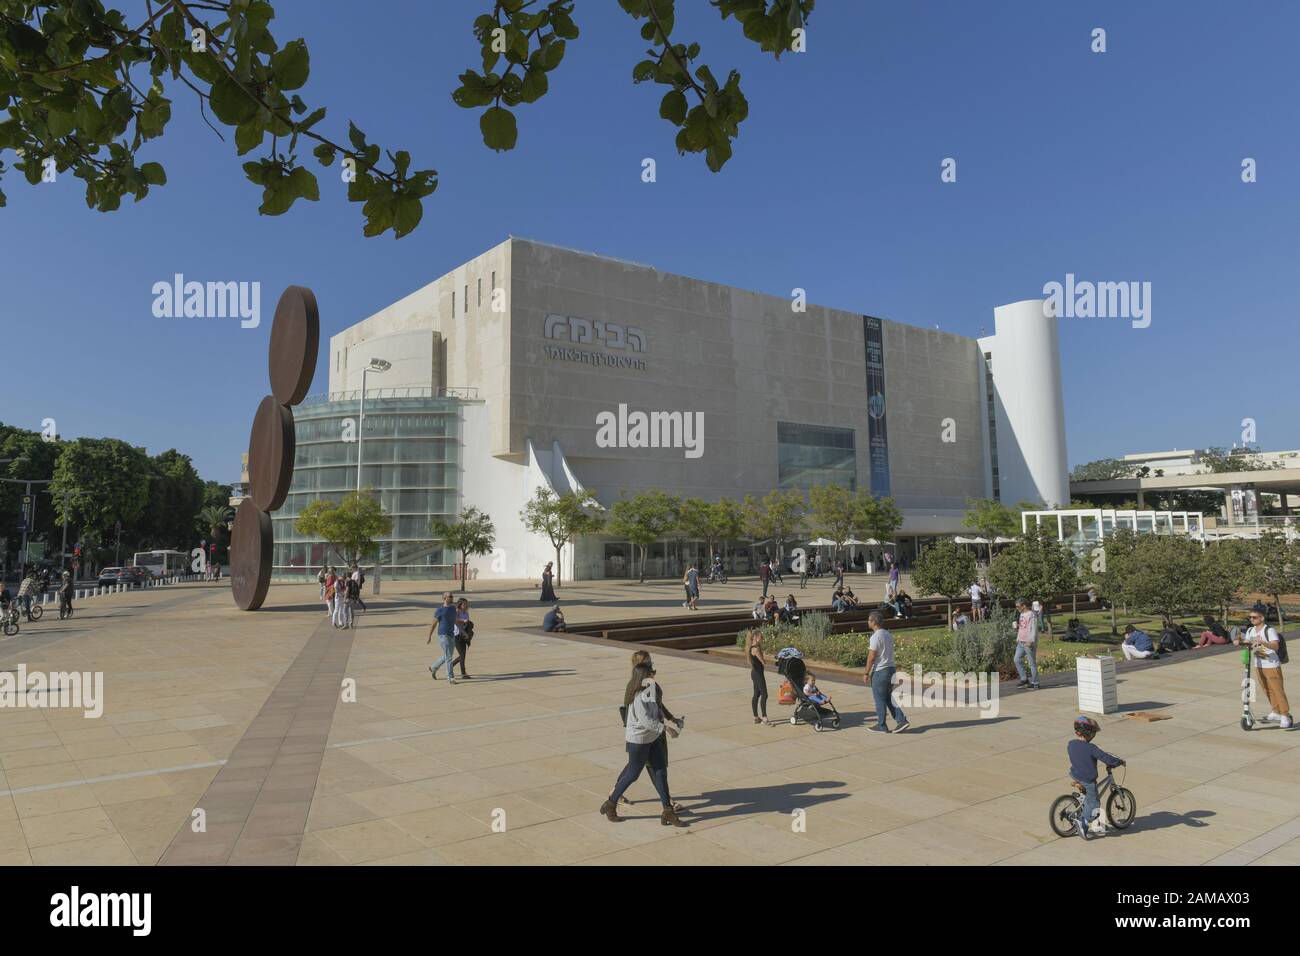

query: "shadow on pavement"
left=896, top=715, right=1019, bottom=733
left=1117, top=809, right=1215, bottom=834
left=678, top=779, right=850, bottom=821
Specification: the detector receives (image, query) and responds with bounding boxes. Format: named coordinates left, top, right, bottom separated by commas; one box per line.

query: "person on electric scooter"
left=1068, top=715, right=1125, bottom=840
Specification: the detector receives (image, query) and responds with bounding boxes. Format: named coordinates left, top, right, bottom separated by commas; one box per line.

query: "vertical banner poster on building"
left=863, top=316, right=891, bottom=496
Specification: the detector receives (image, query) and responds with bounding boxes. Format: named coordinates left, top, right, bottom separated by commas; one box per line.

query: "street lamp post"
left=356, top=358, right=391, bottom=494
left=357, top=359, right=390, bottom=594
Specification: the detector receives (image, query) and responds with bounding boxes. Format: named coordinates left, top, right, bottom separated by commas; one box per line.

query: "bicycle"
left=2, top=604, right=20, bottom=637
left=708, top=567, right=728, bottom=584
left=58, top=598, right=74, bottom=620
left=1049, top=765, right=1136, bottom=838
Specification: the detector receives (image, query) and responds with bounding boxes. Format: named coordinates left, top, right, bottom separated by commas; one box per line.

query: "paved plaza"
left=0, top=578, right=1297, bottom=866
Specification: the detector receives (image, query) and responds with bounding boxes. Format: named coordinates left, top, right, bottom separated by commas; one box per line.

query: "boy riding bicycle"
left=1068, top=715, right=1125, bottom=840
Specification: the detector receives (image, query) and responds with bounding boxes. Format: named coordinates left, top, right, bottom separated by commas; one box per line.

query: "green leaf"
left=393, top=196, right=423, bottom=238
left=632, top=59, right=656, bottom=83
left=47, top=110, right=75, bottom=138
left=659, top=89, right=687, bottom=125
left=210, top=77, right=259, bottom=125
left=289, top=165, right=319, bottom=201
left=235, top=120, right=263, bottom=155
left=347, top=120, right=366, bottom=151
left=539, top=39, right=566, bottom=71
left=479, top=106, right=517, bottom=151
left=140, top=162, right=166, bottom=185
left=271, top=38, right=310, bottom=90
left=519, top=68, right=548, bottom=103
left=312, top=143, right=336, bottom=167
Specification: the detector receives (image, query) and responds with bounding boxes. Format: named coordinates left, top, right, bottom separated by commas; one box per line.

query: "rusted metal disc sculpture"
left=247, top=396, right=295, bottom=512
left=232, top=286, right=319, bottom=610
left=230, top=500, right=273, bottom=611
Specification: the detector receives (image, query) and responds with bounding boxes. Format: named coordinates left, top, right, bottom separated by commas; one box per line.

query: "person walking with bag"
left=600, top=659, right=687, bottom=827
left=451, top=597, right=473, bottom=680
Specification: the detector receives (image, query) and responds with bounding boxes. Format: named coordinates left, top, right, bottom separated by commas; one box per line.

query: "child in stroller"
left=776, top=652, right=842, bottom=732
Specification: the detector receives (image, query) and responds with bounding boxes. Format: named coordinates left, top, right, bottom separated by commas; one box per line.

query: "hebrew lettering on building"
left=544, top=313, right=647, bottom=353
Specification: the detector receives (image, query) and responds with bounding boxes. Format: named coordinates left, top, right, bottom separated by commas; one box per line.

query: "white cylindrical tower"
left=981, top=299, right=1070, bottom=507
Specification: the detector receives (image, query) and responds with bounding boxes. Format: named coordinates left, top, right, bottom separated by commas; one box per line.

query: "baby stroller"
left=776, top=652, right=842, bottom=732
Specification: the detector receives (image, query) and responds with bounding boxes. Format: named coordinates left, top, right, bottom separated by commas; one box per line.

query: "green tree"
left=675, top=497, right=714, bottom=567
left=51, top=437, right=150, bottom=538
left=519, top=487, right=603, bottom=588
left=962, top=498, right=1019, bottom=564
left=987, top=526, right=1078, bottom=631
left=0, top=423, right=62, bottom=552
left=196, top=503, right=232, bottom=548
left=607, top=491, right=678, bottom=583
left=1091, top=528, right=1138, bottom=633
left=858, top=493, right=902, bottom=549
left=201, top=480, right=234, bottom=510
left=1200, top=538, right=1251, bottom=625
left=143, top=449, right=204, bottom=549
left=294, top=491, right=392, bottom=566
left=431, top=506, right=496, bottom=592
left=1198, top=447, right=1279, bottom=474
left=1246, top=530, right=1300, bottom=629
left=1105, top=534, right=1209, bottom=628
left=742, top=488, right=804, bottom=567
left=708, top=497, right=745, bottom=568
left=1070, top=458, right=1135, bottom=481
left=910, top=538, right=978, bottom=623
left=807, top=484, right=856, bottom=561
left=0, top=0, right=813, bottom=228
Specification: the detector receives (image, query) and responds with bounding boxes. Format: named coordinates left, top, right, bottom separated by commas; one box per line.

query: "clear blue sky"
left=2, top=0, right=1297, bottom=484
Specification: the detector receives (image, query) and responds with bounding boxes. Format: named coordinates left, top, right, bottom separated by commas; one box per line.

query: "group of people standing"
left=318, top=564, right=366, bottom=629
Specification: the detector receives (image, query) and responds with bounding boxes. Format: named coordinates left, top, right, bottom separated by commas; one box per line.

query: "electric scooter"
left=1240, top=645, right=1259, bottom=732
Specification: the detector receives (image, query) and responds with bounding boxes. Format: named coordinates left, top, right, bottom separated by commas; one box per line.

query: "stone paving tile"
left=2, top=579, right=1297, bottom=867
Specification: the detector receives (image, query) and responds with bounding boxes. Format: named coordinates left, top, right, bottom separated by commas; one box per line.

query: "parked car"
left=97, top=567, right=140, bottom=588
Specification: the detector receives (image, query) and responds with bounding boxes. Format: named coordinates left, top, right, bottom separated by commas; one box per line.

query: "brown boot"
left=599, top=799, right=620, bottom=822
left=661, top=806, right=687, bottom=827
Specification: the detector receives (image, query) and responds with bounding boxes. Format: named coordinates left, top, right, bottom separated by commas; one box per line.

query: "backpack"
left=624, top=680, right=663, bottom=744
left=1265, top=625, right=1289, bottom=664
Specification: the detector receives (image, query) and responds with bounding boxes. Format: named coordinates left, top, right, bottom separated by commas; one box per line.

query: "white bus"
left=131, top=550, right=191, bottom=579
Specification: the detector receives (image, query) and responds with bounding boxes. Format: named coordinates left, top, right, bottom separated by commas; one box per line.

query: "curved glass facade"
left=271, top=394, right=464, bottom=579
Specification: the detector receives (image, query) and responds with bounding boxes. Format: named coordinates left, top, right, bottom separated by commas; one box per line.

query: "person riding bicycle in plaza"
left=1068, top=715, right=1125, bottom=840
left=710, top=554, right=725, bottom=583
left=16, top=570, right=37, bottom=621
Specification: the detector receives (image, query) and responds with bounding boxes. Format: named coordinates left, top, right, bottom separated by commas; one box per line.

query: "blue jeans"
left=609, top=733, right=672, bottom=807
left=870, top=665, right=905, bottom=728
left=431, top=633, right=456, bottom=677
left=1015, top=642, right=1038, bottom=684
left=1079, top=779, right=1100, bottom=824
